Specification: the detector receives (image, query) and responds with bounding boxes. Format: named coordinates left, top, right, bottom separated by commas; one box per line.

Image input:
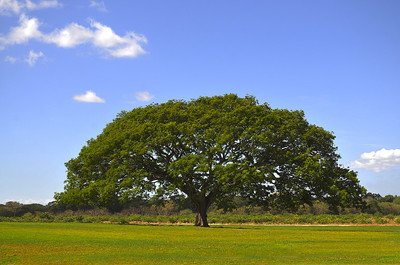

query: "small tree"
left=56, top=94, right=365, bottom=226
left=5, top=201, right=23, bottom=217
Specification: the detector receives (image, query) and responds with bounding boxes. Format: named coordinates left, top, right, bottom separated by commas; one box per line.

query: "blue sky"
left=1, top=0, right=399, bottom=204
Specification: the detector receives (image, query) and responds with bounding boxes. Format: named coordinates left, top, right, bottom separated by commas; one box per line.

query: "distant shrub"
left=352, top=214, right=373, bottom=224
left=61, top=216, right=75, bottom=222
left=393, top=197, right=400, bottom=205
left=310, top=202, right=331, bottom=215
left=81, top=216, right=98, bottom=223
left=118, top=218, right=129, bottom=225
left=22, top=212, right=34, bottom=221
left=378, top=202, right=400, bottom=215
left=38, top=212, right=54, bottom=222
left=374, top=216, right=389, bottom=224
left=178, top=209, right=193, bottom=215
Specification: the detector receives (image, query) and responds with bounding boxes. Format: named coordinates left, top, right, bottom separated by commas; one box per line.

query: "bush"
left=378, top=202, right=400, bottom=215
left=374, top=216, right=389, bottom=224
left=118, top=217, right=129, bottom=225
left=353, top=214, right=373, bottom=224
left=393, top=197, right=400, bottom=205
left=178, top=209, right=193, bottom=215
left=38, top=212, right=54, bottom=222
left=21, top=212, right=34, bottom=221
left=81, top=216, right=98, bottom=223
left=310, top=202, right=331, bottom=215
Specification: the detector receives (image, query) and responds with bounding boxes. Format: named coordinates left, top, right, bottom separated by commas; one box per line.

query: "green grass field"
left=1, top=222, right=400, bottom=264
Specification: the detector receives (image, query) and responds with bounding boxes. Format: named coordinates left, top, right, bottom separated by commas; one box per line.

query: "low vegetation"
left=1, top=193, right=400, bottom=225
left=1, top=210, right=400, bottom=226
left=2, top=212, right=400, bottom=225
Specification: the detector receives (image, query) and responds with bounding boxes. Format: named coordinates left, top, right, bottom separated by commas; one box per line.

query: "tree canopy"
left=56, top=94, right=365, bottom=226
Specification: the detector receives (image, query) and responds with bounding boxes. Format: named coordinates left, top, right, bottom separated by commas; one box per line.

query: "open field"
left=1, top=222, right=400, bottom=264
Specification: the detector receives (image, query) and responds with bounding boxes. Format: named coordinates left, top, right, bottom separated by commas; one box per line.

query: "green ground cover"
left=1, top=222, right=400, bottom=264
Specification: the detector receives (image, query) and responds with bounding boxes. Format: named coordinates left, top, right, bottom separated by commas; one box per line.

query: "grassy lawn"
left=1, top=222, right=400, bottom=264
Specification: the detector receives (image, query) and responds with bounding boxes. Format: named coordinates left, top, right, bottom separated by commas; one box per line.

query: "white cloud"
left=108, top=32, right=146, bottom=58
left=4, top=55, right=17, bottom=63
left=135, top=91, right=154, bottom=101
left=86, top=20, right=147, bottom=57
left=0, top=15, right=147, bottom=58
left=90, top=20, right=124, bottom=48
left=0, top=14, right=42, bottom=48
left=89, top=0, right=107, bottom=12
left=73, top=90, right=105, bottom=103
left=0, top=0, right=60, bottom=15
left=45, top=22, right=93, bottom=48
left=25, top=49, right=43, bottom=65
left=45, top=20, right=147, bottom=57
left=351, top=148, right=400, bottom=172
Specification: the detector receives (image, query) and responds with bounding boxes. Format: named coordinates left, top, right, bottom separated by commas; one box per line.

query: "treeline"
left=0, top=201, right=48, bottom=217
left=2, top=211, right=400, bottom=225
left=1, top=193, right=400, bottom=218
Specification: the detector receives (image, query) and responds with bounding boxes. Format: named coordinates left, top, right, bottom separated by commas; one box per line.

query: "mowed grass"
left=1, top=223, right=400, bottom=265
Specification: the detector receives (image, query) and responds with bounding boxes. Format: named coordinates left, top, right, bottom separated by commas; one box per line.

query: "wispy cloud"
left=3, top=198, right=53, bottom=205
left=89, top=0, right=107, bottom=12
left=73, top=90, right=105, bottom=103
left=351, top=148, right=400, bottom=172
left=0, top=0, right=61, bottom=15
left=4, top=55, right=17, bottom=63
left=0, top=0, right=21, bottom=15
left=25, top=49, right=43, bottom=65
left=25, top=0, right=60, bottom=10
left=135, top=91, right=154, bottom=101
left=0, top=15, right=147, bottom=58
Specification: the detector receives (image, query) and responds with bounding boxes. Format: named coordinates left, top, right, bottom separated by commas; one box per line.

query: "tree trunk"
left=194, top=209, right=209, bottom=227
left=194, top=201, right=210, bottom=227
left=195, top=213, right=202, bottom=226
left=200, top=209, right=209, bottom=227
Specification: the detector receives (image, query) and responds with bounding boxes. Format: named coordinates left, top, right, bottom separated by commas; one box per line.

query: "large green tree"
left=56, top=94, right=365, bottom=226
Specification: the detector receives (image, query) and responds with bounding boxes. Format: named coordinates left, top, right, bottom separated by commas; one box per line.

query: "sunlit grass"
left=1, top=222, right=400, bottom=264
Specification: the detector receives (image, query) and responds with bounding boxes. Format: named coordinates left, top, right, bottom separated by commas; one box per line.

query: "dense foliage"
left=55, top=94, right=365, bottom=226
